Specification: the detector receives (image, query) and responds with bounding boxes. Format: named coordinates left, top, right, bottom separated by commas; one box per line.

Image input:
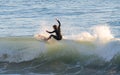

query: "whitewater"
left=0, top=0, right=120, bottom=75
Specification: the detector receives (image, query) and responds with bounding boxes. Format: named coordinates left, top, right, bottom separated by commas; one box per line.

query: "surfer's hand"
left=55, top=18, right=59, bottom=21
left=46, top=30, right=49, bottom=33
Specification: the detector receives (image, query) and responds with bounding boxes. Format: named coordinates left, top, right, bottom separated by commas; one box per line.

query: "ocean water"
left=0, top=0, right=120, bottom=75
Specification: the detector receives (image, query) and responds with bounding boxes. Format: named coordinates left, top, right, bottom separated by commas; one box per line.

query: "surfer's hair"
left=53, top=25, right=57, bottom=29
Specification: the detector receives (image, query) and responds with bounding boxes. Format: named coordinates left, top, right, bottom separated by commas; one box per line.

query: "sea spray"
left=35, top=20, right=51, bottom=37
left=92, top=25, right=114, bottom=43
left=67, top=25, right=114, bottom=44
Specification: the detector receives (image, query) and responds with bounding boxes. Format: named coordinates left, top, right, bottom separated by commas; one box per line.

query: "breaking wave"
left=0, top=25, right=120, bottom=74
left=0, top=26, right=120, bottom=64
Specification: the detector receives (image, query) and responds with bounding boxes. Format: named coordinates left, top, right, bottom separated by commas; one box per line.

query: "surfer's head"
left=53, top=25, right=57, bottom=29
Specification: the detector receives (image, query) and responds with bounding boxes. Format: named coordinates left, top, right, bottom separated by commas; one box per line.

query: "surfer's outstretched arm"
left=56, top=19, right=61, bottom=28
left=46, top=30, right=55, bottom=33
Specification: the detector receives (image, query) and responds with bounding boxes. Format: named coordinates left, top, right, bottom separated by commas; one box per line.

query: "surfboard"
left=34, top=34, right=47, bottom=41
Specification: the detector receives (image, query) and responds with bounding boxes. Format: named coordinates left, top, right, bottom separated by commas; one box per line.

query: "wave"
left=0, top=25, right=120, bottom=74
left=0, top=36, right=120, bottom=63
left=0, top=25, right=120, bottom=65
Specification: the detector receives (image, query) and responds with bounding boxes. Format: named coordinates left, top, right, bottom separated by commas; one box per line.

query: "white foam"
left=92, top=25, right=114, bottom=43
left=65, top=25, right=114, bottom=43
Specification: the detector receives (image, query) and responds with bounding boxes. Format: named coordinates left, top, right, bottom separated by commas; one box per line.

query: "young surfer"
left=46, top=18, right=62, bottom=41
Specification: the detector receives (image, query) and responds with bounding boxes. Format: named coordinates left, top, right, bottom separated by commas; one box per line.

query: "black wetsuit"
left=47, top=20, right=62, bottom=40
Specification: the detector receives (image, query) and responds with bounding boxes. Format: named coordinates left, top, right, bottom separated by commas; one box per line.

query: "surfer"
left=46, top=19, right=62, bottom=41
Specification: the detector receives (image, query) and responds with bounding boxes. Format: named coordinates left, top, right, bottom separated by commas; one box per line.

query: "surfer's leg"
left=52, top=35, right=58, bottom=40
left=47, top=35, right=57, bottom=40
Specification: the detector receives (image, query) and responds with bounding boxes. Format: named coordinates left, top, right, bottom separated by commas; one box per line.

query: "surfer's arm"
left=56, top=19, right=61, bottom=28
left=46, top=30, right=55, bottom=33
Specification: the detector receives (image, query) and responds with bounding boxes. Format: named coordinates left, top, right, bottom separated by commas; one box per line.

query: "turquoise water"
left=0, top=0, right=120, bottom=75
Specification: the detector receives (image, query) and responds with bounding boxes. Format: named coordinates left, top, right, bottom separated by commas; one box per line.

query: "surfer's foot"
left=44, top=38, right=48, bottom=41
